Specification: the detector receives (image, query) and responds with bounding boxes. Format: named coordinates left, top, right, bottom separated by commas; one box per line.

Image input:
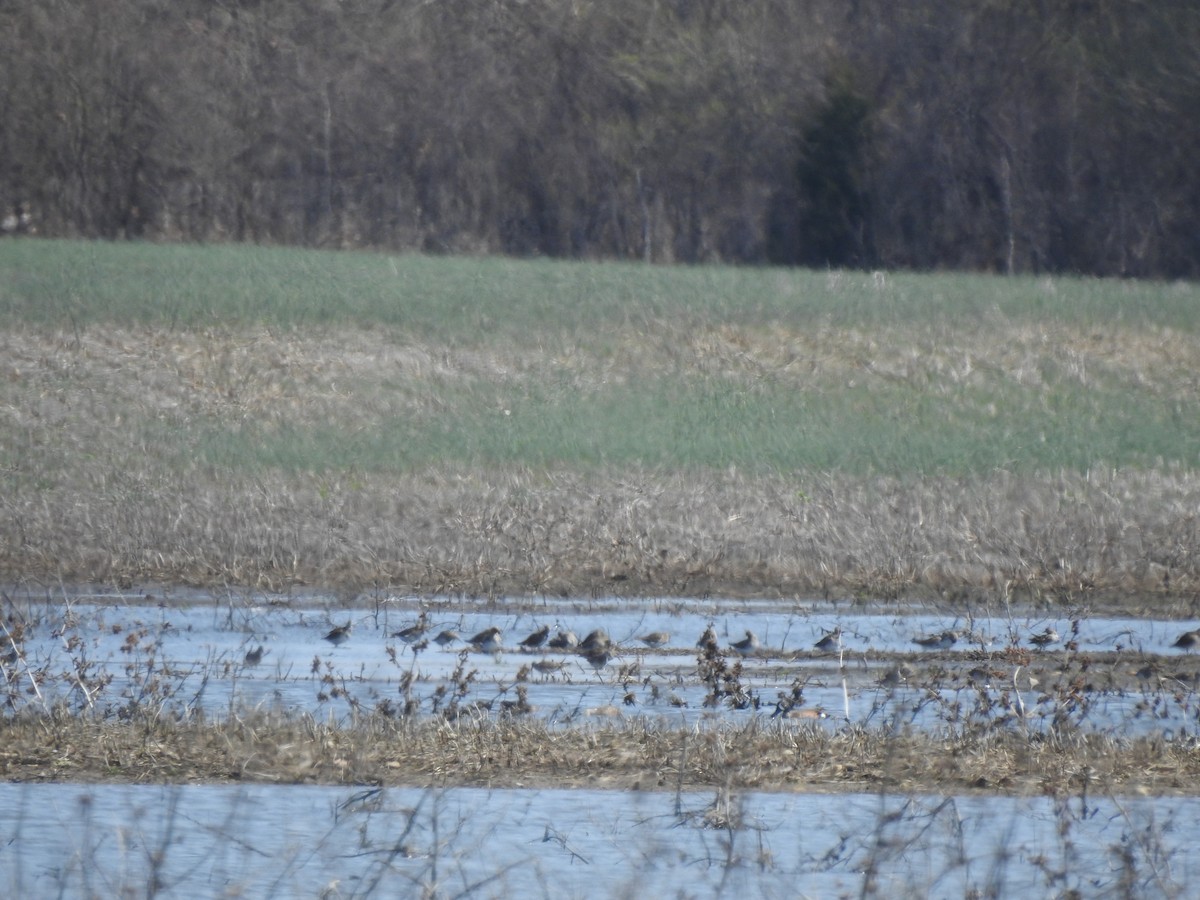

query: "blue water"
left=0, top=782, right=1192, bottom=898
left=2, top=592, right=1198, bottom=737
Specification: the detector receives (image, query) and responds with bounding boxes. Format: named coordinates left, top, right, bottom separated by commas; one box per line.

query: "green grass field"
left=3, top=239, right=1197, bottom=478
left=3, top=237, right=1198, bottom=335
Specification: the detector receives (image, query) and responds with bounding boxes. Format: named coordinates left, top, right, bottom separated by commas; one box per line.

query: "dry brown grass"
left=3, top=711, right=1197, bottom=797
left=2, top=323, right=1199, bottom=609
left=2, top=460, right=1197, bottom=610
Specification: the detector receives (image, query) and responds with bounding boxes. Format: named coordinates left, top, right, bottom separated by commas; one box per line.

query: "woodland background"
left=2, top=0, right=1197, bottom=276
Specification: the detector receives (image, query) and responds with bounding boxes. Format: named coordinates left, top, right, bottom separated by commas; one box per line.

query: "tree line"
left=2, top=0, right=1197, bottom=276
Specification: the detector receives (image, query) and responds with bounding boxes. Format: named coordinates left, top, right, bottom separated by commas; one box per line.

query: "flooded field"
left=2, top=780, right=1195, bottom=898
left=3, top=587, right=1200, bottom=897
left=3, top=587, right=1199, bottom=738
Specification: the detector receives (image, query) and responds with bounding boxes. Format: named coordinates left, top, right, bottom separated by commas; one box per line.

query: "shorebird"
left=638, top=631, right=670, bottom=650
left=1172, top=630, right=1200, bottom=651
left=578, top=628, right=610, bottom=653
left=323, top=623, right=353, bottom=647
left=912, top=630, right=957, bottom=650
left=468, top=626, right=503, bottom=653
left=532, top=659, right=567, bottom=676
left=433, top=630, right=460, bottom=647
left=519, top=625, right=550, bottom=650
left=880, top=664, right=913, bottom=687
left=391, top=621, right=429, bottom=644
left=780, top=707, right=827, bottom=720
left=1028, top=627, right=1060, bottom=649
left=243, top=645, right=267, bottom=666
left=697, top=625, right=717, bottom=651
left=814, top=627, right=842, bottom=652
left=1133, top=662, right=1161, bottom=683
left=730, top=630, right=760, bottom=658
left=583, top=647, right=613, bottom=671
left=548, top=629, right=578, bottom=650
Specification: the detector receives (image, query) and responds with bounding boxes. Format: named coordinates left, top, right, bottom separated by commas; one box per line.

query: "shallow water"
left=0, top=781, right=1193, bottom=898
left=2, top=589, right=1199, bottom=737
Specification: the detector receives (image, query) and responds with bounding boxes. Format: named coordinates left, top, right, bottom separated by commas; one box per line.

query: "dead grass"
left=2, top=461, right=1197, bottom=611
left=1, top=323, right=1199, bottom=609
left=3, top=711, right=1197, bottom=797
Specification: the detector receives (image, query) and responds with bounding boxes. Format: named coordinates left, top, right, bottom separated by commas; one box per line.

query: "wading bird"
left=1028, top=627, right=1059, bottom=649
left=548, top=629, right=578, bottom=650
left=1172, top=630, right=1200, bottom=651
left=392, top=619, right=429, bottom=644
left=433, top=630, right=460, bottom=647
left=583, top=647, right=613, bottom=671
left=638, top=631, right=670, bottom=650
left=813, top=628, right=842, bottom=652
left=578, top=629, right=610, bottom=653
left=730, top=630, right=760, bottom=658
left=912, top=630, right=957, bottom=650
left=323, top=623, right=353, bottom=647
left=519, top=625, right=551, bottom=650
left=468, top=626, right=503, bottom=653
left=243, top=645, right=266, bottom=666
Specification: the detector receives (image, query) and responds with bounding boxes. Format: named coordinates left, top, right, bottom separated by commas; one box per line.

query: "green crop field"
left=3, top=239, right=1197, bottom=477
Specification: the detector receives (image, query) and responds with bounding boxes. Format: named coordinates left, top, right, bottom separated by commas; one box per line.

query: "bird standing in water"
left=548, top=629, right=578, bottom=650
left=578, top=629, right=611, bottom=653
left=731, top=630, right=760, bottom=658
left=244, top=645, right=267, bottom=666
left=323, top=623, right=353, bottom=647
left=912, top=630, right=957, bottom=650
left=468, top=627, right=503, bottom=653
left=1172, top=630, right=1200, bottom=651
left=1028, top=627, right=1059, bottom=649
left=814, top=628, right=842, bottom=652
left=519, top=625, right=551, bottom=650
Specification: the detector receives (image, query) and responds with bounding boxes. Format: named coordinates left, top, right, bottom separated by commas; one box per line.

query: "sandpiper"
left=392, top=622, right=428, bottom=644
left=730, top=630, right=760, bottom=658
left=697, top=625, right=717, bottom=650
left=468, top=626, right=503, bottom=653
left=243, top=645, right=267, bottom=666
left=781, top=707, right=827, bottom=720
left=1172, top=630, right=1200, bottom=651
left=912, top=630, right=957, bottom=650
left=323, top=623, right=353, bottom=647
left=532, top=659, right=567, bottom=676
left=578, top=628, right=610, bottom=653
left=519, top=625, right=550, bottom=650
left=433, top=630, right=460, bottom=647
left=1028, top=627, right=1060, bottom=649
left=583, top=647, right=613, bottom=671
left=813, top=627, right=842, bottom=652
left=548, top=629, right=578, bottom=650
left=880, top=664, right=913, bottom=687
left=1133, top=662, right=1161, bottom=683
left=638, top=631, right=670, bottom=650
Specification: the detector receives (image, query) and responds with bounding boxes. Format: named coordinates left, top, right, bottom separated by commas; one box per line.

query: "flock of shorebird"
left=299, top=617, right=739, bottom=669
left=233, top=618, right=1200, bottom=668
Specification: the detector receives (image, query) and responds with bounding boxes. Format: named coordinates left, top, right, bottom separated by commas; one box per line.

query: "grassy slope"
left=1, top=239, right=1198, bottom=600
